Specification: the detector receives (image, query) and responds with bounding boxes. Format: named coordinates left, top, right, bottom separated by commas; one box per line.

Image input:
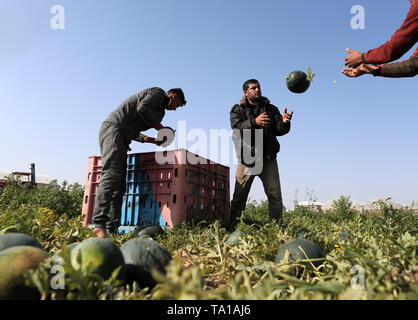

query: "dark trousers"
left=230, top=157, right=283, bottom=226
left=92, top=121, right=128, bottom=233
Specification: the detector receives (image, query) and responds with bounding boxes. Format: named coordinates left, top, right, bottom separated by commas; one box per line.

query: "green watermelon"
left=134, top=225, right=164, bottom=238
left=0, top=245, right=49, bottom=300
left=286, top=70, right=311, bottom=94
left=275, top=239, right=325, bottom=276
left=0, top=233, right=43, bottom=252
left=225, top=226, right=244, bottom=246
left=120, top=238, right=172, bottom=288
left=70, top=238, right=126, bottom=281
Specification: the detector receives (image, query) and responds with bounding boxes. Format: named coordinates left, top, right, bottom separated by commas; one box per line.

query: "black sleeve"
left=230, top=105, right=258, bottom=130
left=271, top=105, right=291, bottom=136
left=377, top=55, right=418, bottom=78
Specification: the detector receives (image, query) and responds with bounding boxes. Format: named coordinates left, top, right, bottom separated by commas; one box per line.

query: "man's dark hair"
left=168, top=88, right=187, bottom=106
left=242, top=79, right=260, bottom=92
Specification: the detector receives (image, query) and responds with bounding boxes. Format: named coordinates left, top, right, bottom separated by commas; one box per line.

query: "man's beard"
left=248, top=95, right=262, bottom=103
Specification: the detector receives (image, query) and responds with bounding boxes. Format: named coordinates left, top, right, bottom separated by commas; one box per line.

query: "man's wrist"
left=154, top=123, right=164, bottom=130
left=361, top=52, right=367, bottom=64
left=372, top=65, right=383, bottom=77
left=252, top=118, right=260, bottom=128
left=145, top=136, right=156, bottom=144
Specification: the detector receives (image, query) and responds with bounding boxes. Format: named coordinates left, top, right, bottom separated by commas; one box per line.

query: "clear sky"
left=1, top=0, right=417, bottom=209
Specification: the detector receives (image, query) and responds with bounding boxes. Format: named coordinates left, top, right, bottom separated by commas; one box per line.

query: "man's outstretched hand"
left=341, top=63, right=379, bottom=77
left=282, top=108, right=293, bottom=123
left=345, top=48, right=363, bottom=68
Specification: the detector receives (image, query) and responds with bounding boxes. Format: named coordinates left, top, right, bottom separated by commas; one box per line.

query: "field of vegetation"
left=0, top=177, right=416, bottom=300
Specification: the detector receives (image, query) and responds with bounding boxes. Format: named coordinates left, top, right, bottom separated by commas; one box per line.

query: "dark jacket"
left=230, top=96, right=291, bottom=166
left=104, top=87, right=169, bottom=146
left=373, top=54, right=418, bottom=77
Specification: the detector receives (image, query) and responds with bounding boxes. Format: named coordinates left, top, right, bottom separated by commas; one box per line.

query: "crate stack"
left=81, top=156, right=102, bottom=228
left=82, top=149, right=230, bottom=234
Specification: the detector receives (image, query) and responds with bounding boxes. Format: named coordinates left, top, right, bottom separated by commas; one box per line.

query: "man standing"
left=229, top=79, right=293, bottom=228
left=343, top=0, right=417, bottom=78
left=92, top=87, right=186, bottom=238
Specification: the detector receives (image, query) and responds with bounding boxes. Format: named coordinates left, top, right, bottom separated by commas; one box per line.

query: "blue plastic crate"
left=120, top=153, right=167, bottom=229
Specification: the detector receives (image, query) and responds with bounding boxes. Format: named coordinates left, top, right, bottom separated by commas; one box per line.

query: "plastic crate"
left=82, top=149, right=230, bottom=231
left=81, top=156, right=102, bottom=227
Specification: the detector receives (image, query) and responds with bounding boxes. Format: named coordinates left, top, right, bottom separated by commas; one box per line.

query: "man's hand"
left=155, top=137, right=166, bottom=146
left=341, top=63, right=379, bottom=77
left=345, top=48, right=363, bottom=68
left=142, top=136, right=155, bottom=144
left=255, top=112, right=271, bottom=127
left=156, top=127, right=175, bottom=147
left=282, top=108, right=293, bottom=123
left=142, top=135, right=167, bottom=146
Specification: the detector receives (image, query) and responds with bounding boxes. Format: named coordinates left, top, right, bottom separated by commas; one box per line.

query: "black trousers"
left=92, top=121, right=128, bottom=233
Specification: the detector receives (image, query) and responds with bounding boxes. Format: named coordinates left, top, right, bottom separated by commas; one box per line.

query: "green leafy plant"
left=306, top=66, right=316, bottom=82
left=1, top=179, right=417, bottom=300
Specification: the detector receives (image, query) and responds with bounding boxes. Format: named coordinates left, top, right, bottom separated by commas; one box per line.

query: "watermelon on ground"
left=120, top=238, right=172, bottom=288
left=70, top=238, right=126, bottom=281
left=225, top=227, right=244, bottom=246
left=275, top=239, right=325, bottom=277
left=0, top=245, right=49, bottom=300
left=52, top=243, right=79, bottom=265
left=0, top=233, right=43, bottom=252
left=134, top=225, right=164, bottom=238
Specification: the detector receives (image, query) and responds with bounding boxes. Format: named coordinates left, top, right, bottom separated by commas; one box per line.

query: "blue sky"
left=1, top=0, right=417, bottom=209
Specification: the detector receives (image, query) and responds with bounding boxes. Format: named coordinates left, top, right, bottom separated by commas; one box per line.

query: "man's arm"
left=136, top=88, right=168, bottom=127
left=271, top=106, right=291, bottom=136
left=364, top=2, right=418, bottom=65
left=345, top=2, right=418, bottom=67
left=133, top=133, right=153, bottom=144
left=342, top=55, right=418, bottom=78
left=230, top=105, right=258, bottom=130
left=373, top=55, right=418, bottom=77
left=132, top=133, right=165, bottom=145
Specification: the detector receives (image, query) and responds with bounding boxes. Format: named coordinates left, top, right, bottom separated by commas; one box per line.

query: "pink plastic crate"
left=81, top=156, right=103, bottom=227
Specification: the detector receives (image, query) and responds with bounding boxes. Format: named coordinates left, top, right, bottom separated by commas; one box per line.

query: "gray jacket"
left=104, top=87, right=169, bottom=146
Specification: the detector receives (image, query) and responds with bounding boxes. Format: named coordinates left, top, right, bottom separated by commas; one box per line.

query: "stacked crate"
left=81, top=156, right=102, bottom=228
left=82, top=149, right=230, bottom=233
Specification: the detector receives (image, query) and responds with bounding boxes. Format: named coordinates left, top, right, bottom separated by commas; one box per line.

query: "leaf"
left=0, top=225, right=19, bottom=234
